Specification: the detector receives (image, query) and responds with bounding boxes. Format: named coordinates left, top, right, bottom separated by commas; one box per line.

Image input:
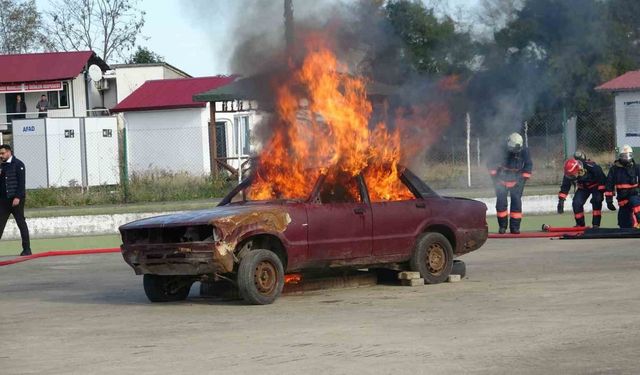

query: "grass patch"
left=0, top=234, right=122, bottom=257
left=25, top=171, right=233, bottom=209
left=487, top=211, right=618, bottom=232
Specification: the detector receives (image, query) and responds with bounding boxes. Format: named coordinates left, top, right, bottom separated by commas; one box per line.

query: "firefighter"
left=489, top=132, right=533, bottom=234
left=557, top=152, right=606, bottom=227
left=605, top=145, right=640, bottom=228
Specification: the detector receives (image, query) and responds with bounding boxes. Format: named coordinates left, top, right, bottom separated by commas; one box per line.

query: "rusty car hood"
left=119, top=203, right=290, bottom=230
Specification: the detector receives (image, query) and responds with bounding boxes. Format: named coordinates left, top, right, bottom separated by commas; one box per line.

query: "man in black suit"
left=0, top=145, right=31, bottom=256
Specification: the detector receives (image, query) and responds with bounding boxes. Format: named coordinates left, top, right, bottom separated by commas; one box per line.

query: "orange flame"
left=248, top=38, right=450, bottom=202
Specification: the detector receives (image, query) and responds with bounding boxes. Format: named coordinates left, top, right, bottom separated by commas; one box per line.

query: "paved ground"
left=2, top=238, right=640, bottom=374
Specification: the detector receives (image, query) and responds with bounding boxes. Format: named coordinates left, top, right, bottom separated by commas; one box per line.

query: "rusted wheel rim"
left=254, top=261, right=277, bottom=295
left=426, top=243, right=446, bottom=275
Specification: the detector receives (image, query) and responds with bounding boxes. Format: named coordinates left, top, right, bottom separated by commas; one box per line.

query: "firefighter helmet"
left=563, top=158, right=584, bottom=179
left=619, top=144, right=633, bottom=165
left=507, top=133, right=523, bottom=153
left=573, top=150, right=587, bottom=162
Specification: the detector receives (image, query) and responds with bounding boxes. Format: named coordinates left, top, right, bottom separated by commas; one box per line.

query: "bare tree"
left=45, top=0, right=145, bottom=63
left=0, top=0, right=47, bottom=54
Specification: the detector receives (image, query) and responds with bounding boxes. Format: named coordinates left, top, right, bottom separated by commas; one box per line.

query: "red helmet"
left=563, top=159, right=584, bottom=179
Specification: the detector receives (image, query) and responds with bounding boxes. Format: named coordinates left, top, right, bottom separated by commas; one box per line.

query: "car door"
left=364, top=174, right=430, bottom=256
left=306, top=173, right=372, bottom=261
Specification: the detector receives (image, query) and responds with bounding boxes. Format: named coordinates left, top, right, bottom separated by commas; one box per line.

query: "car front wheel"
left=410, top=232, right=454, bottom=284
left=237, top=249, right=284, bottom=305
left=143, top=274, right=192, bottom=302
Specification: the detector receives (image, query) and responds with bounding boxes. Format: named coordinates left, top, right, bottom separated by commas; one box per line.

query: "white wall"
left=163, top=66, right=186, bottom=79
left=124, top=108, right=209, bottom=175
left=115, top=66, right=165, bottom=103
left=71, top=75, right=87, bottom=117
left=615, top=91, right=640, bottom=148
left=102, top=79, right=118, bottom=110
left=46, top=118, right=84, bottom=187
left=122, top=106, right=263, bottom=176
left=11, top=118, right=49, bottom=189
left=84, top=117, right=120, bottom=185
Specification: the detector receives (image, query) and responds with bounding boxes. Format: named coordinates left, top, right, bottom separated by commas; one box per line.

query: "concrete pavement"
left=1, top=238, right=640, bottom=374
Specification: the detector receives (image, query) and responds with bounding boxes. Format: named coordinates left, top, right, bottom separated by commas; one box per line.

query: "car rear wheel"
left=237, top=249, right=284, bottom=305
left=143, top=274, right=192, bottom=302
left=410, top=232, right=454, bottom=284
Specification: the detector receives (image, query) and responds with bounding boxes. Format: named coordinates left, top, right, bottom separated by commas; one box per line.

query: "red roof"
left=596, top=71, right=640, bottom=92
left=0, top=51, right=105, bottom=84
left=111, top=76, right=236, bottom=113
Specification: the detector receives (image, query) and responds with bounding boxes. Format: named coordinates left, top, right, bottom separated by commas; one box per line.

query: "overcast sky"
left=36, top=0, right=480, bottom=77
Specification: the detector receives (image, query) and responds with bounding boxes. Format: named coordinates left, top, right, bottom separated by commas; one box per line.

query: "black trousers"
left=0, top=198, right=31, bottom=251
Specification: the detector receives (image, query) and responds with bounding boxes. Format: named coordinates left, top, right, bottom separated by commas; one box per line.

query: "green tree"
left=0, top=0, right=47, bottom=54
left=602, top=0, right=640, bottom=77
left=384, top=0, right=474, bottom=75
left=127, top=46, right=163, bottom=64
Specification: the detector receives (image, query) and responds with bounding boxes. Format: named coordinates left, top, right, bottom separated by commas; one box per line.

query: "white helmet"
left=507, top=132, right=523, bottom=153
left=573, top=150, right=587, bottom=162
left=619, top=144, right=633, bottom=164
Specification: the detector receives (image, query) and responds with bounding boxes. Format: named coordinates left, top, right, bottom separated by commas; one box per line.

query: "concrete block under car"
left=401, top=278, right=425, bottom=286
left=448, top=274, right=462, bottom=283
left=398, top=271, right=422, bottom=280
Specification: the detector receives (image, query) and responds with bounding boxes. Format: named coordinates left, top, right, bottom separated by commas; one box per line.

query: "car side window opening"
left=230, top=189, right=245, bottom=203
left=319, top=172, right=362, bottom=204
left=363, top=171, right=417, bottom=202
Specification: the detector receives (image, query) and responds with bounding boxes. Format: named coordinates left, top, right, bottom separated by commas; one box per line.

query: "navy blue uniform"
left=0, top=157, right=30, bottom=253
left=489, top=148, right=533, bottom=232
left=558, top=161, right=606, bottom=226
left=605, top=159, right=640, bottom=228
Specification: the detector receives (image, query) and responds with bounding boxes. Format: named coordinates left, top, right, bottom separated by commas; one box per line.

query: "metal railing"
left=1, top=109, right=113, bottom=128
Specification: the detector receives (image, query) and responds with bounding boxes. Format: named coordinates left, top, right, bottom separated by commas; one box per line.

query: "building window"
left=48, top=82, right=70, bottom=109
left=234, top=115, right=250, bottom=155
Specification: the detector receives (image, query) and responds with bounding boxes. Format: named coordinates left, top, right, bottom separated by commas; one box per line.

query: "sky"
left=36, top=0, right=481, bottom=77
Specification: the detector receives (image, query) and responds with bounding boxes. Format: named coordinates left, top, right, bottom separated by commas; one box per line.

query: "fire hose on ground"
left=0, top=248, right=120, bottom=267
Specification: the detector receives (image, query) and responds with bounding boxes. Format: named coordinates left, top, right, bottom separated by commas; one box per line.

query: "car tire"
left=410, top=232, right=454, bottom=284
left=143, top=274, right=192, bottom=302
left=237, top=249, right=284, bottom=305
left=452, top=259, right=466, bottom=279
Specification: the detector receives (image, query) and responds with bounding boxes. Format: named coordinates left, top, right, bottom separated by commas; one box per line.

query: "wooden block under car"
left=448, top=274, right=462, bottom=283
left=401, top=278, right=425, bottom=286
left=398, top=271, right=422, bottom=280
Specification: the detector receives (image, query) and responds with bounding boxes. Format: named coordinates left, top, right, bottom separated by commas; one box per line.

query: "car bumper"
left=121, top=242, right=228, bottom=276
left=455, top=226, right=488, bottom=255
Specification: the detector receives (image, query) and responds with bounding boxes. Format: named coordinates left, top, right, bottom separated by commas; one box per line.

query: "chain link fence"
left=417, top=107, right=617, bottom=189
left=2, top=106, right=619, bottom=208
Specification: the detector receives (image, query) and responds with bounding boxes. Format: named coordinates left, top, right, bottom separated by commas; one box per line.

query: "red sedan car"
left=120, top=169, right=488, bottom=304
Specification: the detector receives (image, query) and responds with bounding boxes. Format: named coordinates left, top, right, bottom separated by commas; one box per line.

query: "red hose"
left=543, top=226, right=589, bottom=233
left=489, top=231, right=582, bottom=239
left=0, top=248, right=120, bottom=267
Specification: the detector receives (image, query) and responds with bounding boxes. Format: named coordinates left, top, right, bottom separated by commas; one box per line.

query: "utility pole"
left=284, top=0, right=294, bottom=59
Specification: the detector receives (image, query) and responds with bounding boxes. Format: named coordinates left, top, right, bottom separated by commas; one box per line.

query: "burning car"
left=120, top=38, right=487, bottom=304
left=120, top=168, right=487, bottom=304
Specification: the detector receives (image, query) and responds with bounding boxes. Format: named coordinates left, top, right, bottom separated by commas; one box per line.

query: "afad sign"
left=0, top=81, right=63, bottom=93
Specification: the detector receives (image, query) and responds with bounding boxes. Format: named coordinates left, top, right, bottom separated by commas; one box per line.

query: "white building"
left=597, top=71, right=640, bottom=151
left=0, top=51, right=110, bottom=132
left=103, top=62, right=190, bottom=108
left=112, top=76, right=260, bottom=177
